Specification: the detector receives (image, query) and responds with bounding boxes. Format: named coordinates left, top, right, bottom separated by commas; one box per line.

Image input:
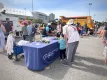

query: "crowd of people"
left=0, top=18, right=107, bottom=65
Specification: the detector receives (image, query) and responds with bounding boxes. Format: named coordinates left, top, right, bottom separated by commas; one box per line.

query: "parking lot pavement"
left=0, top=36, right=107, bottom=80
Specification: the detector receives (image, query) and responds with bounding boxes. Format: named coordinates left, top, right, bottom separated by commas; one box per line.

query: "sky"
left=0, top=0, right=107, bottom=21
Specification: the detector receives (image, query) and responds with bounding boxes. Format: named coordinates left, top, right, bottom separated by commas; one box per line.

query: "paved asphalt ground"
left=0, top=36, right=107, bottom=80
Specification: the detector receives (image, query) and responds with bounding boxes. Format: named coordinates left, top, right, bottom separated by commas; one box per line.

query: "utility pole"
left=24, top=8, right=26, bottom=16
left=32, top=0, right=33, bottom=12
left=89, top=3, right=92, bottom=16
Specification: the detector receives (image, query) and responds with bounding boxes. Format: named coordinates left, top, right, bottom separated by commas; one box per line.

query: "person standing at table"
left=27, top=21, right=33, bottom=42
left=58, top=34, right=66, bottom=61
left=63, top=19, right=80, bottom=66
left=42, top=23, right=55, bottom=37
left=0, top=21, right=6, bottom=52
left=31, top=24, right=37, bottom=41
left=83, top=22, right=88, bottom=35
left=22, top=23, right=28, bottom=40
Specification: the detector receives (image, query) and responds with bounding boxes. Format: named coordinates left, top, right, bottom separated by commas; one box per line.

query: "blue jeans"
left=5, top=32, right=9, bottom=40
left=0, top=33, right=5, bottom=48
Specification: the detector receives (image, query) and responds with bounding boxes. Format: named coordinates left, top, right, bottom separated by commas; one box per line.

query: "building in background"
left=0, top=8, right=33, bottom=19
left=0, top=3, right=55, bottom=24
left=0, top=2, right=4, bottom=9
left=32, top=11, right=49, bottom=23
left=49, top=13, right=55, bottom=22
left=105, top=18, right=107, bottom=22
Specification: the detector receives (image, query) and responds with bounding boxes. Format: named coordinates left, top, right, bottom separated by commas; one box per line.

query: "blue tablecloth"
left=23, top=40, right=59, bottom=71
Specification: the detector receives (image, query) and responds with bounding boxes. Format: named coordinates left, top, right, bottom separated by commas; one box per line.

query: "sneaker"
left=62, top=63, right=69, bottom=67
left=8, top=55, right=13, bottom=60
left=64, top=59, right=67, bottom=61
left=21, top=55, right=24, bottom=58
left=60, top=59, right=63, bottom=61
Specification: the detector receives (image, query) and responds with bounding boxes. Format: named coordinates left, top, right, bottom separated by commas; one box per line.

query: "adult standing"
left=0, top=21, right=6, bottom=52
left=94, top=25, right=98, bottom=36
left=83, top=22, right=88, bottom=35
left=27, top=21, right=33, bottom=42
left=31, top=24, right=36, bottom=41
left=4, top=18, right=12, bottom=40
left=63, top=19, right=80, bottom=66
left=57, top=21, right=62, bottom=37
left=22, top=23, right=28, bottom=40
left=102, top=22, right=107, bottom=41
left=77, top=23, right=82, bottom=35
left=102, top=22, right=107, bottom=64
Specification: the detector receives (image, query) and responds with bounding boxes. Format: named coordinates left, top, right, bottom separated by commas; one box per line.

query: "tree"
left=32, top=19, right=43, bottom=23
left=26, top=17, right=29, bottom=20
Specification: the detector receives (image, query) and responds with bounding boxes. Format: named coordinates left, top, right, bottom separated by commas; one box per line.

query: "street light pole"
left=24, top=8, right=26, bottom=16
left=89, top=3, right=92, bottom=16
left=32, top=0, right=33, bottom=12
left=94, top=14, right=96, bottom=20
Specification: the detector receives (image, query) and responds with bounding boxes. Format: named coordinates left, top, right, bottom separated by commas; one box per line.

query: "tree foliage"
left=32, top=19, right=43, bottom=23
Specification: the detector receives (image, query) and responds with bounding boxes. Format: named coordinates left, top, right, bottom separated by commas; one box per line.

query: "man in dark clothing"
left=84, top=22, right=88, bottom=34
left=4, top=18, right=12, bottom=40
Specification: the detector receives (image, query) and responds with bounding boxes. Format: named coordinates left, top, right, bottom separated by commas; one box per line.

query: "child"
left=6, top=31, right=15, bottom=59
left=58, top=34, right=66, bottom=61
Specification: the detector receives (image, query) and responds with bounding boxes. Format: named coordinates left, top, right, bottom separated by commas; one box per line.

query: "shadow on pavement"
left=34, top=59, right=69, bottom=80
left=12, top=57, right=25, bottom=67
left=72, top=62, right=107, bottom=76
left=75, top=55, right=104, bottom=65
left=0, top=52, right=7, bottom=56
left=72, top=55, right=107, bottom=76
left=12, top=58, right=69, bottom=80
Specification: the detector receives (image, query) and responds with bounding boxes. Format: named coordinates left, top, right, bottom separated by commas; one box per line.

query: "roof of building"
left=33, top=11, right=48, bottom=16
left=0, top=8, right=33, bottom=17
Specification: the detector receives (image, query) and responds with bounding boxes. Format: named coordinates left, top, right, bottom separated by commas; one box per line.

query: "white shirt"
left=63, top=24, right=80, bottom=43
left=6, top=34, right=15, bottom=55
left=63, top=25, right=68, bottom=35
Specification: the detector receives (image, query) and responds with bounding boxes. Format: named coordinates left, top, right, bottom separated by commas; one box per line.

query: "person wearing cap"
left=42, top=23, right=55, bottom=37
left=63, top=19, right=80, bottom=66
